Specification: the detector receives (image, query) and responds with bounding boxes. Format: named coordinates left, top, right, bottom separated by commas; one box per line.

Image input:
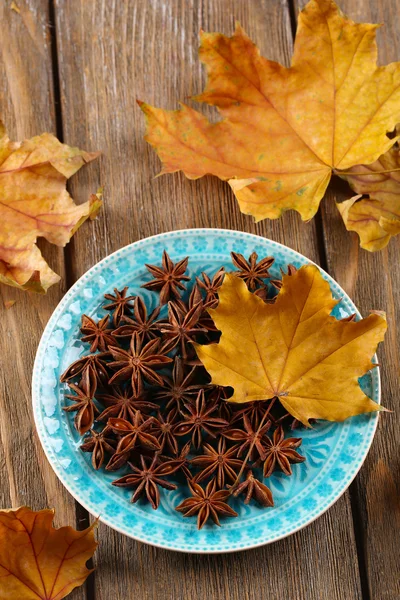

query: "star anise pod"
left=96, top=385, right=158, bottom=422
left=196, top=267, right=225, bottom=308
left=103, top=286, right=136, bottom=326
left=189, top=285, right=219, bottom=332
left=60, top=353, right=110, bottom=387
left=208, top=386, right=233, bottom=421
left=142, top=250, right=190, bottom=305
left=175, top=479, right=238, bottom=529
left=106, top=412, right=160, bottom=471
left=63, top=369, right=99, bottom=435
left=153, top=357, right=205, bottom=412
left=262, top=425, right=305, bottom=477
left=253, top=286, right=271, bottom=303
left=112, top=455, right=182, bottom=509
left=270, top=264, right=298, bottom=291
left=223, top=414, right=271, bottom=461
left=231, top=469, right=274, bottom=507
left=160, top=300, right=207, bottom=359
left=80, top=314, right=116, bottom=352
left=174, top=390, right=229, bottom=449
left=112, top=456, right=180, bottom=510
left=231, top=251, right=274, bottom=290
left=80, top=425, right=117, bottom=470
left=340, top=313, right=357, bottom=322
left=232, top=400, right=272, bottom=429
left=108, top=332, right=172, bottom=394
left=173, top=440, right=192, bottom=480
left=150, top=409, right=180, bottom=455
left=191, top=438, right=242, bottom=488
left=112, top=296, right=163, bottom=342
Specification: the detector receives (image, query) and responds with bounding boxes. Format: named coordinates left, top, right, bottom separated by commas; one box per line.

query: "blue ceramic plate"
left=32, top=229, right=380, bottom=553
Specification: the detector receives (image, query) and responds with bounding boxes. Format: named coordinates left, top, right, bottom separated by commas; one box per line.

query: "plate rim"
left=32, top=228, right=381, bottom=553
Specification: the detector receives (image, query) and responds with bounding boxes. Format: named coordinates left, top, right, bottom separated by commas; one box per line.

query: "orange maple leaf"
left=140, top=0, right=400, bottom=241
left=0, top=507, right=97, bottom=600
left=0, top=122, right=101, bottom=293
left=337, top=142, right=400, bottom=251
left=194, top=268, right=386, bottom=427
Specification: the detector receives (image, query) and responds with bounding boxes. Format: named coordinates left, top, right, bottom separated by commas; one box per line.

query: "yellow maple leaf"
left=194, top=268, right=386, bottom=426
left=140, top=0, right=400, bottom=229
left=337, top=142, right=400, bottom=250
left=0, top=507, right=97, bottom=600
left=0, top=122, right=101, bottom=293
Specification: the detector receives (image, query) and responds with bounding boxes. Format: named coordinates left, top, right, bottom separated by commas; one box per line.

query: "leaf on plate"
left=0, top=506, right=97, bottom=600
left=0, top=122, right=101, bottom=293
left=337, top=141, right=400, bottom=250
left=194, top=268, right=387, bottom=426
left=140, top=0, right=400, bottom=235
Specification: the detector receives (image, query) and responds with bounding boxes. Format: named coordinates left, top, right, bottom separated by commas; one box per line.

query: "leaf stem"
left=229, top=397, right=276, bottom=494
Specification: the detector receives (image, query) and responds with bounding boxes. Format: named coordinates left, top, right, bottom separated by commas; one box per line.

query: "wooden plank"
left=0, top=1, right=86, bottom=598
left=291, top=1, right=400, bottom=598
left=54, top=1, right=365, bottom=598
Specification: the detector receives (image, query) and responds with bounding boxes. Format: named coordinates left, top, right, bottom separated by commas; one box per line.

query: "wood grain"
left=53, top=1, right=364, bottom=598
left=0, top=1, right=87, bottom=598
left=292, top=1, right=400, bottom=598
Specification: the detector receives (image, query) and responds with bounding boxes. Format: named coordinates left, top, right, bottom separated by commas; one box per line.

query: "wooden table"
left=1, top=1, right=399, bottom=598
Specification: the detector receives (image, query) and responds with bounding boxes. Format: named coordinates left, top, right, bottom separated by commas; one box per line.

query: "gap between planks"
left=48, top=1, right=96, bottom=598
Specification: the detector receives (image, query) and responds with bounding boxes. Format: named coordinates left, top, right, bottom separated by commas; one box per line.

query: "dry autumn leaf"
left=337, top=141, right=400, bottom=250
left=140, top=0, right=400, bottom=246
left=194, top=268, right=386, bottom=427
left=0, top=507, right=97, bottom=600
left=0, top=122, right=101, bottom=293
left=4, top=299, right=16, bottom=309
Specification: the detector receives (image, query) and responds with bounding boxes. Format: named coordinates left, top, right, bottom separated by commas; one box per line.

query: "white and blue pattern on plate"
left=32, top=229, right=380, bottom=553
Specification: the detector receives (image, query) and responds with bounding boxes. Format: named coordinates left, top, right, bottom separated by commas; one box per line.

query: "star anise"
left=63, top=369, right=99, bottom=435
left=191, top=438, right=242, bottom=488
left=208, top=386, right=233, bottom=421
left=223, top=414, right=271, bottom=461
left=80, top=314, right=116, bottom=352
left=153, top=357, right=205, bottom=412
left=160, top=300, right=207, bottom=359
left=106, top=412, right=160, bottom=471
left=231, top=251, right=274, bottom=290
left=232, top=400, right=272, bottom=429
left=103, top=286, right=136, bottom=326
left=174, top=390, right=229, bottom=449
left=108, top=332, right=172, bottom=394
left=173, top=440, right=192, bottom=480
left=231, top=469, right=274, bottom=507
left=189, top=285, right=219, bottom=332
left=253, top=286, right=272, bottom=303
left=270, top=264, right=298, bottom=291
left=175, top=479, right=238, bottom=529
left=262, top=425, right=305, bottom=477
left=147, top=440, right=193, bottom=480
left=112, top=296, right=163, bottom=342
left=142, top=250, right=190, bottom=305
left=112, top=455, right=182, bottom=509
left=80, top=425, right=117, bottom=470
left=196, top=267, right=225, bottom=308
left=340, top=313, right=357, bottom=322
left=96, top=385, right=158, bottom=422
left=150, top=409, right=180, bottom=455
left=60, top=353, right=109, bottom=387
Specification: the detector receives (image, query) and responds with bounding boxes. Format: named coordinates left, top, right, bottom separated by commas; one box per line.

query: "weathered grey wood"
left=292, top=1, right=400, bottom=598
left=54, top=1, right=363, bottom=598
left=0, top=2, right=86, bottom=598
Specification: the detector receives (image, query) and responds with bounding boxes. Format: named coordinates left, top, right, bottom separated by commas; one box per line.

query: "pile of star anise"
left=60, top=250, right=305, bottom=529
